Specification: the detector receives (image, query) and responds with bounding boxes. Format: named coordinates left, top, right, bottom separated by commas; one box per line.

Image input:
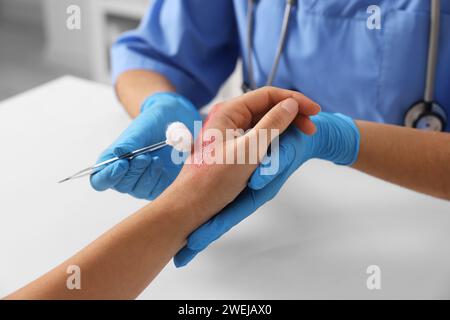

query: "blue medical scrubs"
left=111, top=0, right=450, bottom=131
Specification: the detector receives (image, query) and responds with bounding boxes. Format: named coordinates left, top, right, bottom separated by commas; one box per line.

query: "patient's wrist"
left=148, top=180, right=217, bottom=239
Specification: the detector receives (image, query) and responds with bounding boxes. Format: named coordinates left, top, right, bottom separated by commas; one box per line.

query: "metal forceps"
left=58, top=141, right=168, bottom=184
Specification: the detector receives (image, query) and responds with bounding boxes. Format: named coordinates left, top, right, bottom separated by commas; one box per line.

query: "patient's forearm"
left=352, top=121, right=450, bottom=200
left=116, top=70, right=175, bottom=118
left=5, top=185, right=209, bottom=300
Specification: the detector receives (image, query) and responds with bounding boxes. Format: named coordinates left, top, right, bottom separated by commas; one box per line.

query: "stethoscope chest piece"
left=403, top=0, right=447, bottom=132
left=404, top=101, right=447, bottom=131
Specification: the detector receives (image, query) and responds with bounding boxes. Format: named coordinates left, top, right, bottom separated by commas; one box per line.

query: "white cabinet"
left=88, top=0, right=149, bottom=83
left=41, top=0, right=241, bottom=99
left=0, top=0, right=43, bottom=26
left=43, top=0, right=91, bottom=75
left=43, top=0, right=148, bottom=82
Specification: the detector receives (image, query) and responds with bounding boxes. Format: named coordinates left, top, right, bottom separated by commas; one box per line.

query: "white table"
left=1, top=76, right=450, bottom=299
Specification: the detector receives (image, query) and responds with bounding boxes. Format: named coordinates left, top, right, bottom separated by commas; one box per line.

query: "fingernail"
left=281, top=98, right=298, bottom=115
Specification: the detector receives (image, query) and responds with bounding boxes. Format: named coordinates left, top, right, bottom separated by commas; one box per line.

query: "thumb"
left=248, top=98, right=299, bottom=156
left=113, top=143, right=136, bottom=157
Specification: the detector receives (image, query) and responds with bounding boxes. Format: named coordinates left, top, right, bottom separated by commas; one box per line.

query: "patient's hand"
left=164, top=87, right=320, bottom=265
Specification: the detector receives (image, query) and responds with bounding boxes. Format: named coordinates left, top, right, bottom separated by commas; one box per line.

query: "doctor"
left=91, top=0, right=450, bottom=266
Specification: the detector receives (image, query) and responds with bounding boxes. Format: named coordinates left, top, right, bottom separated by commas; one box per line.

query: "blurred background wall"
left=0, top=0, right=43, bottom=26
left=0, top=0, right=241, bottom=103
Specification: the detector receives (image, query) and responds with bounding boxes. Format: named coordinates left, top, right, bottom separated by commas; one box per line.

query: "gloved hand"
left=174, top=112, right=360, bottom=267
left=90, top=92, right=201, bottom=200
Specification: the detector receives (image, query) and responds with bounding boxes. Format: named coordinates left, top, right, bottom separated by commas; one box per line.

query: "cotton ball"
left=165, top=122, right=193, bottom=153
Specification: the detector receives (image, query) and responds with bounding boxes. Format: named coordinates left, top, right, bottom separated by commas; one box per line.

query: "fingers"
left=248, top=143, right=294, bottom=190
left=92, top=155, right=169, bottom=200
left=90, top=160, right=129, bottom=191
left=113, top=143, right=135, bottom=158
left=248, top=98, right=299, bottom=160
left=174, top=247, right=199, bottom=268
left=253, top=97, right=298, bottom=130
left=131, top=156, right=166, bottom=199
left=219, top=86, right=320, bottom=129
left=132, top=158, right=159, bottom=198
left=295, top=115, right=317, bottom=135
left=241, top=86, right=320, bottom=115
left=114, top=154, right=152, bottom=194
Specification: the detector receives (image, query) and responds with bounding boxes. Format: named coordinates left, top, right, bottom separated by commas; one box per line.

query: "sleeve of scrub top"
left=110, top=0, right=240, bottom=107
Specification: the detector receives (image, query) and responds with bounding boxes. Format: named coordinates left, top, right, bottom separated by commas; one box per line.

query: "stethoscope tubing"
left=425, top=0, right=440, bottom=104
left=246, top=0, right=296, bottom=90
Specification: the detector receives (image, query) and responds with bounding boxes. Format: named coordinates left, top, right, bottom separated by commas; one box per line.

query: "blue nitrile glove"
left=174, top=112, right=360, bottom=267
left=90, top=92, right=201, bottom=200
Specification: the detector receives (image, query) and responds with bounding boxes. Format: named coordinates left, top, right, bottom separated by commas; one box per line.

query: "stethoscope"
left=404, top=0, right=447, bottom=131
left=243, top=0, right=448, bottom=132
